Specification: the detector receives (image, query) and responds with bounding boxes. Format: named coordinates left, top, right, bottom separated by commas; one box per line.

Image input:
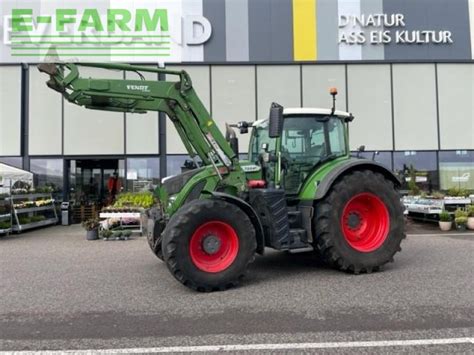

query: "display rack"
left=99, top=211, right=143, bottom=235
left=403, top=196, right=473, bottom=222
left=11, top=193, right=58, bottom=232
left=0, top=193, right=12, bottom=235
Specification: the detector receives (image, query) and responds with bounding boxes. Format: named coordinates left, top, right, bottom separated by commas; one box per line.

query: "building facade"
left=0, top=0, right=473, bottom=206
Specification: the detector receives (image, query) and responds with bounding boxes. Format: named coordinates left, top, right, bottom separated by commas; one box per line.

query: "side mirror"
left=358, top=145, right=366, bottom=152
left=268, top=102, right=284, bottom=138
left=237, top=121, right=250, bottom=134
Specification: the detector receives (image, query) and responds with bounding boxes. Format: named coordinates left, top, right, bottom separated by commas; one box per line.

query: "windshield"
left=282, top=115, right=347, bottom=193
left=281, top=115, right=346, bottom=163
left=249, top=115, right=347, bottom=193
left=250, top=116, right=346, bottom=162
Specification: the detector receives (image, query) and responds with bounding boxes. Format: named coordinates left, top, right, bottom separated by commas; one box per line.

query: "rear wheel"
left=162, top=199, right=257, bottom=292
left=314, top=170, right=405, bottom=273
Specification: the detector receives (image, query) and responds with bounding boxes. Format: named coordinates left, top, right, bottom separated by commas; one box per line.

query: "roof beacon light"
left=330, top=87, right=338, bottom=115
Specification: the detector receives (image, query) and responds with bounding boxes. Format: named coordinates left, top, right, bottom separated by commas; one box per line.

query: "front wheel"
left=314, top=170, right=405, bottom=274
left=162, top=199, right=257, bottom=292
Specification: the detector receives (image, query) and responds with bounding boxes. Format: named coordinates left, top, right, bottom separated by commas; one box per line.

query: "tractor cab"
left=248, top=108, right=353, bottom=194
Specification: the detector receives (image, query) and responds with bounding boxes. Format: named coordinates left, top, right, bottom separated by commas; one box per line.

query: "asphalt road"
left=0, top=224, right=473, bottom=354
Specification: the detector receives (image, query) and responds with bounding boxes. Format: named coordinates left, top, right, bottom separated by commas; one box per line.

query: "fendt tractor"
left=39, top=63, right=405, bottom=292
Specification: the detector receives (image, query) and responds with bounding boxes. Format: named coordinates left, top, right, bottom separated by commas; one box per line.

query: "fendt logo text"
left=127, top=85, right=150, bottom=92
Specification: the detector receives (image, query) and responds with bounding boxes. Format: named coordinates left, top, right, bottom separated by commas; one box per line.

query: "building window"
left=30, top=158, right=64, bottom=199
left=393, top=151, right=438, bottom=192
left=239, top=153, right=248, bottom=161
left=439, top=150, right=474, bottom=191
left=0, top=157, right=23, bottom=169
left=126, top=157, right=160, bottom=192
left=167, top=155, right=201, bottom=176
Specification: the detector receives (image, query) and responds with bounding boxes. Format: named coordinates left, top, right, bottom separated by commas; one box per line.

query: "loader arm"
left=38, top=62, right=237, bottom=169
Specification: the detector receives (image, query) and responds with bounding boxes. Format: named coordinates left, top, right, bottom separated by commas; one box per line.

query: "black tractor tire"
left=162, top=199, right=257, bottom=292
left=147, top=219, right=165, bottom=261
left=314, top=170, right=405, bottom=274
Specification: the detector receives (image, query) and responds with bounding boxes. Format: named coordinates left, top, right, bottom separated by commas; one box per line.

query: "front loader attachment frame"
left=38, top=62, right=237, bottom=170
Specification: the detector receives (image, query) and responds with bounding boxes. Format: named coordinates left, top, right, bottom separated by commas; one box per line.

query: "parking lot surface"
left=0, top=224, right=473, bottom=353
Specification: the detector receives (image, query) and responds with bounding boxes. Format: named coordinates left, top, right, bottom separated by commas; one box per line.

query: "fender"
left=209, top=191, right=265, bottom=255
left=314, top=158, right=401, bottom=200
left=311, top=158, right=401, bottom=201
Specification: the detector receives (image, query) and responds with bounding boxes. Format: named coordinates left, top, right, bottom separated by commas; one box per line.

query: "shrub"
left=447, top=187, right=459, bottom=197
left=454, top=208, right=468, bottom=219
left=122, top=230, right=132, bottom=238
left=30, top=215, right=46, bottom=222
left=432, top=191, right=445, bottom=199
left=0, top=221, right=11, bottom=229
left=447, top=187, right=470, bottom=197
left=18, top=216, right=31, bottom=224
left=467, top=205, right=474, bottom=218
left=407, top=165, right=420, bottom=196
left=100, top=229, right=112, bottom=239
left=439, top=210, right=451, bottom=222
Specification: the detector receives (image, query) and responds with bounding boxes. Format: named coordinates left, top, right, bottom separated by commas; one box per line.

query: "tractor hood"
left=161, top=167, right=205, bottom=196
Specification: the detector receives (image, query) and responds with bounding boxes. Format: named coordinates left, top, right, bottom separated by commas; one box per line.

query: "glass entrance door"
left=68, top=159, right=124, bottom=221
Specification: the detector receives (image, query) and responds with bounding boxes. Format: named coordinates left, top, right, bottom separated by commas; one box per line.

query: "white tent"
left=0, top=163, right=34, bottom=194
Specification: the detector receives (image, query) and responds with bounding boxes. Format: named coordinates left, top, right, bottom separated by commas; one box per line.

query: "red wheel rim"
left=189, top=221, right=239, bottom=273
left=340, top=192, right=390, bottom=252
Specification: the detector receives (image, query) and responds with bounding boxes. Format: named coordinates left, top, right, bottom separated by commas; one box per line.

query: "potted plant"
left=122, top=230, right=132, bottom=240
left=455, top=216, right=468, bottom=231
left=82, top=218, right=100, bottom=240
left=438, top=210, right=452, bottom=231
left=454, top=209, right=468, bottom=231
left=100, top=229, right=112, bottom=241
left=113, top=230, right=122, bottom=240
left=467, top=205, right=474, bottom=230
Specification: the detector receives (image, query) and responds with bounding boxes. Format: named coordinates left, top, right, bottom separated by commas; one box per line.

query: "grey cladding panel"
left=249, top=0, right=293, bottom=62
left=317, top=0, right=339, bottom=60
left=203, top=0, right=227, bottom=62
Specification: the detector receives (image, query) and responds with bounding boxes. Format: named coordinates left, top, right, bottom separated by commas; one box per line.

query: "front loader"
left=39, top=63, right=405, bottom=292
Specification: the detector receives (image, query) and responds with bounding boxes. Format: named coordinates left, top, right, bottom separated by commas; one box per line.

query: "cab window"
left=281, top=115, right=346, bottom=194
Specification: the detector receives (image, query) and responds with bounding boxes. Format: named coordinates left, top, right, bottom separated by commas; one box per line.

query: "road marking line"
left=4, top=337, right=473, bottom=354
left=408, top=233, right=474, bottom=237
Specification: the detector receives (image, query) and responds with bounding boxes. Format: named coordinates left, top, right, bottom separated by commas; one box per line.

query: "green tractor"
left=39, top=63, right=405, bottom=292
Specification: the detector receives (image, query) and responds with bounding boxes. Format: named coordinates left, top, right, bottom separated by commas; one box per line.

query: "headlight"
left=167, top=195, right=177, bottom=208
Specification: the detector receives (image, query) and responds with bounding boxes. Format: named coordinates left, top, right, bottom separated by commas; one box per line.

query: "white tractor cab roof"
left=253, top=107, right=352, bottom=127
